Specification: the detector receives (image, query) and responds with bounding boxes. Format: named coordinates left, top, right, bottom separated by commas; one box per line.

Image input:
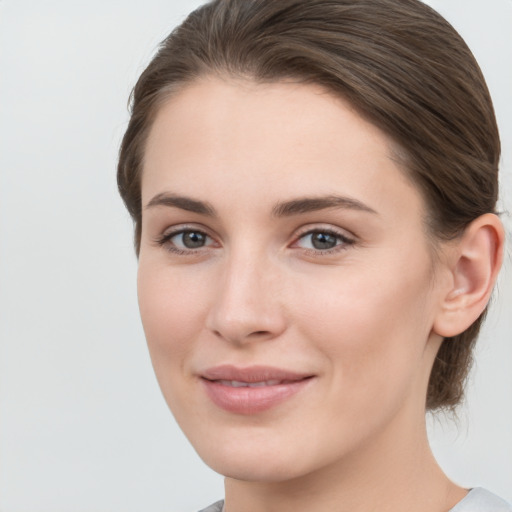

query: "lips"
left=217, top=379, right=285, bottom=387
left=200, top=365, right=314, bottom=415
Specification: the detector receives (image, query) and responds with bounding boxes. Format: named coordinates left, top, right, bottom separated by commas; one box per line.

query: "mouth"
left=200, top=365, right=315, bottom=415
left=214, top=379, right=299, bottom=388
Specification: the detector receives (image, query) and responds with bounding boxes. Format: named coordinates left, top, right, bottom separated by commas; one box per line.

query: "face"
left=138, top=77, right=446, bottom=482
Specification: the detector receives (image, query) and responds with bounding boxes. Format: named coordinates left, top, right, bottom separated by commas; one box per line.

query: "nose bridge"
left=206, top=244, right=285, bottom=344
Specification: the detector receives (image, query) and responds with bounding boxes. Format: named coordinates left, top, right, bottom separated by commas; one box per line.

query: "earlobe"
left=433, top=213, right=505, bottom=338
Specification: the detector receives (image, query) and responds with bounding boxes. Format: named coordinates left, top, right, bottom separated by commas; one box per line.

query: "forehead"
left=142, top=76, right=424, bottom=221
left=145, top=76, right=389, bottom=168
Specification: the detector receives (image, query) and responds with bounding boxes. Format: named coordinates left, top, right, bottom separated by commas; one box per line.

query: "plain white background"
left=0, top=1, right=510, bottom=511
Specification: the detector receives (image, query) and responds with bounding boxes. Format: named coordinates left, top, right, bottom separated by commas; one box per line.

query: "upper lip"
left=201, top=365, right=313, bottom=383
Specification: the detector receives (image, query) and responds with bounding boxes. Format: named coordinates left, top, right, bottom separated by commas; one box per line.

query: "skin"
left=137, top=76, right=476, bottom=512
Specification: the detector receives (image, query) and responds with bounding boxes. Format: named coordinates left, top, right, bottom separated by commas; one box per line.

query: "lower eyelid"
left=154, top=225, right=355, bottom=253
left=155, top=226, right=222, bottom=255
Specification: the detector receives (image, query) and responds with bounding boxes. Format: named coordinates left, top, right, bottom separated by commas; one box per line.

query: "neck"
left=223, top=412, right=466, bottom=512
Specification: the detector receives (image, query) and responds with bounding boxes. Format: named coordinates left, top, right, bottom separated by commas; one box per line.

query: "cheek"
left=136, top=261, right=209, bottom=378
left=292, top=257, right=435, bottom=409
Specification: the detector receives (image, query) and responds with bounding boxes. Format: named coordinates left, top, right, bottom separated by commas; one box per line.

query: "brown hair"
left=117, top=0, right=500, bottom=410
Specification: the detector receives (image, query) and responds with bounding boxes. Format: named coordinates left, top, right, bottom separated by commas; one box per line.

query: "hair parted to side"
left=117, top=0, right=500, bottom=410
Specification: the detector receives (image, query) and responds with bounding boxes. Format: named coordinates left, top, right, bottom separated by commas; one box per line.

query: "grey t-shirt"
left=198, top=488, right=512, bottom=512
left=449, top=488, right=512, bottom=512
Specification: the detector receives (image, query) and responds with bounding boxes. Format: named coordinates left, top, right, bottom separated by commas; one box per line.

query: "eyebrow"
left=145, top=192, right=216, bottom=216
left=272, top=195, right=378, bottom=217
left=144, top=192, right=377, bottom=217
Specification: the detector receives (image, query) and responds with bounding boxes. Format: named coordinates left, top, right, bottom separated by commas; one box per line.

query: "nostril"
left=212, top=328, right=273, bottom=343
left=252, top=331, right=270, bottom=336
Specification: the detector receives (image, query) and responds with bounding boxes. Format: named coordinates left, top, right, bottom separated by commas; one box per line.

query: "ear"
left=433, top=213, right=505, bottom=338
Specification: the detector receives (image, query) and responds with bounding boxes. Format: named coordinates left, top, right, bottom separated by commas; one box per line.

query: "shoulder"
left=450, top=488, right=512, bottom=512
left=197, top=500, right=224, bottom=512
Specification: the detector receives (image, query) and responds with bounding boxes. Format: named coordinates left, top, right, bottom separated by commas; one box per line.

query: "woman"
left=117, top=0, right=510, bottom=510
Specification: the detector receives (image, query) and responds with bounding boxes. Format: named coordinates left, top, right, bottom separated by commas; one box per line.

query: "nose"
left=205, top=250, right=287, bottom=345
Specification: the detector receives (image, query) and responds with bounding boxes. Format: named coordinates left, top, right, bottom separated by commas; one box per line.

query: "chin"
left=190, top=426, right=338, bottom=484
left=204, top=451, right=311, bottom=483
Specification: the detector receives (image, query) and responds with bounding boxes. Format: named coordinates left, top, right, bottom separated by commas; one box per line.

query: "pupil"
left=312, top=232, right=337, bottom=250
left=183, top=231, right=205, bottom=248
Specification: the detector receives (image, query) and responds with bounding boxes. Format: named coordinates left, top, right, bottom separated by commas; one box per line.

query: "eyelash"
left=292, top=228, right=355, bottom=255
left=154, top=226, right=356, bottom=256
left=154, top=226, right=216, bottom=255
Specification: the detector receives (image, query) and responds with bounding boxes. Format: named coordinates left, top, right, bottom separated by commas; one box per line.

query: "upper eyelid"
left=293, top=223, right=356, bottom=240
left=154, top=222, right=357, bottom=246
left=160, top=223, right=214, bottom=238
left=153, top=224, right=216, bottom=249
left=155, top=226, right=218, bottom=255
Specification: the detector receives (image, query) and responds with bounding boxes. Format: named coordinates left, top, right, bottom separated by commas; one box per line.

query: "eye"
left=294, top=229, right=355, bottom=252
left=173, top=230, right=210, bottom=249
left=156, top=228, right=216, bottom=254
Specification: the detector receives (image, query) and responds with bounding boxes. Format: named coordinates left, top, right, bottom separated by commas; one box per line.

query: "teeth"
left=230, top=380, right=249, bottom=388
left=218, top=380, right=282, bottom=387
left=261, top=379, right=281, bottom=386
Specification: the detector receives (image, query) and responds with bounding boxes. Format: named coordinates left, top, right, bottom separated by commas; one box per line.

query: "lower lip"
left=201, top=378, right=313, bottom=415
